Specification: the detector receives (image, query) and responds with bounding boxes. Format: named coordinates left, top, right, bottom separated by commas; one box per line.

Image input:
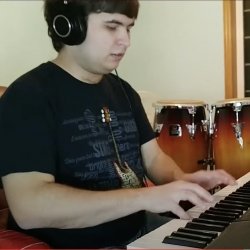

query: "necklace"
left=101, top=106, right=142, bottom=188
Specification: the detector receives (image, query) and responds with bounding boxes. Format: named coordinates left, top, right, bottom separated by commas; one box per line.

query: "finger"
left=216, top=169, right=237, bottom=185
left=183, top=182, right=214, bottom=203
left=210, top=170, right=237, bottom=186
left=170, top=204, right=191, bottom=220
left=181, top=190, right=211, bottom=211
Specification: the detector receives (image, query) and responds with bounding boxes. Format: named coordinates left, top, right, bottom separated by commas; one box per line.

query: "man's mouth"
left=111, top=53, right=124, bottom=60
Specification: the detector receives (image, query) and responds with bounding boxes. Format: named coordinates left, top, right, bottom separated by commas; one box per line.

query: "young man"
left=0, top=0, right=235, bottom=248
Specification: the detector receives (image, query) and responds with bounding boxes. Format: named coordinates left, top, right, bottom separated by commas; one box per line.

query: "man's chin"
left=104, top=65, right=120, bottom=74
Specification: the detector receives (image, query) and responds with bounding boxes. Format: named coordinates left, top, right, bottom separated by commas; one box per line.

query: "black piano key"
left=227, top=193, right=250, bottom=201
left=230, top=191, right=250, bottom=197
left=241, top=181, right=250, bottom=185
left=162, top=235, right=207, bottom=248
left=215, top=201, right=247, bottom=210
left=240, top=183, right=250, bottom=187
left=192, top=218, right=229, bottom=227
left=199, top=212, right=235, bottom=222
left=178, top=227, right=218, bottom=239
left=235, top=191, right=250, bottom=196
left=203, top=209, right=238, bottom=220
left=208, top=207, right=242, bottom=216
left=242, top=183, right=250, bottom=188
left=227, top=194, right=250, bottom=204
left=231, top=195, right=250, bottom=202
left=171, top=231, right=213, bottom=243
left=233, top=188, right=250, bottom=192
left=185, top=221, right=225, bottom=232
left=237, top=187, right=250, bottom=193
left=220, top=199, right=249, bottom=210
left=229, top=195, right=250, bottom=202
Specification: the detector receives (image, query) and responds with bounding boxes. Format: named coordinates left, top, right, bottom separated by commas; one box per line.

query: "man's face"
left=73, top=12, right=135, bottom=75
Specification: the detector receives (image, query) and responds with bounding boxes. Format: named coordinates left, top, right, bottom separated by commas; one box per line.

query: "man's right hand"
left=142, top=180, right=213, bottom=219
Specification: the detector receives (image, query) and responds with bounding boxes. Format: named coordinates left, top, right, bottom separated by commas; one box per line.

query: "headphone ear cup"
left=52, top=14, right=86, bottom=45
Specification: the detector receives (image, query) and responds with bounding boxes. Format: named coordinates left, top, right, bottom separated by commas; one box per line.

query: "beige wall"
left=0, top=1, right=56, bottom=85
left=0, top=0, right=224, bottom=105
left=119, top=1, right=225, bottom=105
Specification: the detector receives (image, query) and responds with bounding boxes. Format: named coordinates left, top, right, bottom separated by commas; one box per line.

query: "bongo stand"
left=198, top=105, right=215, bottom=171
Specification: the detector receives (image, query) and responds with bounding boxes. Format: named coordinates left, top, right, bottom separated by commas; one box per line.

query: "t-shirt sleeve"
left=122, top=82, right=156, bottom=145
left=0, top=81, right=56, bottom=178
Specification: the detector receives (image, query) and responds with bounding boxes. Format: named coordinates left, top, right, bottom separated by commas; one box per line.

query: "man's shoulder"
left=5, top=62, right=59, bottom=97
left=13, top=62, right=53, bottom=86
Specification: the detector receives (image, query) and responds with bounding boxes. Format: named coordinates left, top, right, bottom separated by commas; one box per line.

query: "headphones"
left=52, top=1, right=87, bottom=46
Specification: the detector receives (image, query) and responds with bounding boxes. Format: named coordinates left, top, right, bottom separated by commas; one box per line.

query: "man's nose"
left=118, top=29, right=131, bottom=48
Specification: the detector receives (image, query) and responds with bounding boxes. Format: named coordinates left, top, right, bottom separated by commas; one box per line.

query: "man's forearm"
left=3, top=172, right=146, bottom=230
left=144, top=147, right=184, bottom=185
left=141, top=139, right=184, bottom=185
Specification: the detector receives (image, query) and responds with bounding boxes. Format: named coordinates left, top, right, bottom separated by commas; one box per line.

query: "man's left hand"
left=181, top=169, right=237, bottom=191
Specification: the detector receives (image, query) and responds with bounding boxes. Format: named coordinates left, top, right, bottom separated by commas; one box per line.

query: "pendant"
left=114, top=161, right=142, bottom=188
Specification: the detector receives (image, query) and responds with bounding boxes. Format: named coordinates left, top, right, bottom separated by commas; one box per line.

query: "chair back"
left=0, top=86, right=8, bottom=210
left=0, top=86, right=6, bottom=97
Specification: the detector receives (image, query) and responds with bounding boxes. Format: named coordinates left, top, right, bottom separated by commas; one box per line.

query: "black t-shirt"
left=0, top=62, right=155, bottom=248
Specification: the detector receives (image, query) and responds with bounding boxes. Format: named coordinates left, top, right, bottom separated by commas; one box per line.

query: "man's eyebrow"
left=105, top=20, right=135, bottom=27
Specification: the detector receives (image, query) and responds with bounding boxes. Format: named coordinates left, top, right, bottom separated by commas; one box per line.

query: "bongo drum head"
left=154, top=99, right=206, bottom=108
left=214, top=97, right=250, bottom=107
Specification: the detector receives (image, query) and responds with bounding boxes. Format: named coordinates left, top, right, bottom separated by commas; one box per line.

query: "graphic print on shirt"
left=61, top=108, right=144, bottom=190
left=101, top=107, right=142, bottom=188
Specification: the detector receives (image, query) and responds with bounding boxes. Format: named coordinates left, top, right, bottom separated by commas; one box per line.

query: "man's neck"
left=52, top=53, right=103, bottom=84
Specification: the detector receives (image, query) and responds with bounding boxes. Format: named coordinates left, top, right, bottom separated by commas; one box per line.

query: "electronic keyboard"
left=128, top=172, right=250, bottom=249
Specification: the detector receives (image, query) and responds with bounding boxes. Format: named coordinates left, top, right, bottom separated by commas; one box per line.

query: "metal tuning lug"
left=231, top=102, right=244, bottom=148
left=186, top=107, right=196, bottom=139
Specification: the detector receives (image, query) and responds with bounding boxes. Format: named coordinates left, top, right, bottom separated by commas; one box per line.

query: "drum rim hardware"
left=214, top=100, right=246, bottom=149
left=154, top=101, right=209, bottom=139
left=153, top=98, right=250, bottom=179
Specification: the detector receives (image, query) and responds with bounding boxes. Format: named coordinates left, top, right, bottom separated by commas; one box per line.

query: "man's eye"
left=106, top=25, right=117, bottom=30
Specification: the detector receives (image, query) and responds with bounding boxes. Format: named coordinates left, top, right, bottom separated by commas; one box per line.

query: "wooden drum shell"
left=213, top=98, right=250, bottom=179
left=154, top=100, right=209, bottom=173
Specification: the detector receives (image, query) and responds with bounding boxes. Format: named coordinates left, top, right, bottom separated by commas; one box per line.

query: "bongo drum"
left=154, top=100, right=209, bottom=173
left=212, top=98, right=250, bottom=179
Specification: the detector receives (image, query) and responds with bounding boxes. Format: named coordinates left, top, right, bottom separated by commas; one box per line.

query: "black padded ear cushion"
left=52, top=11, right=86, bottom=45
